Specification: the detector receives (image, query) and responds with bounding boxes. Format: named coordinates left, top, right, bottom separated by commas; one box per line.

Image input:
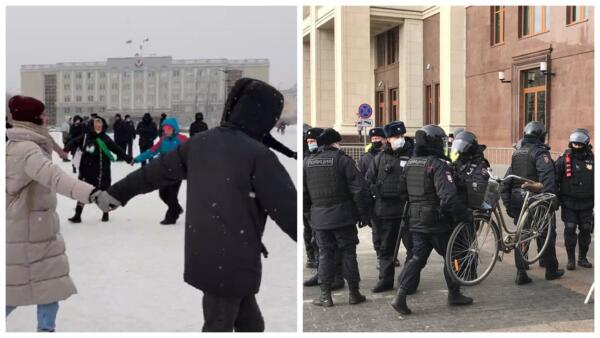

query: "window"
left=64, top=96, right=70, bottom=103
left=111, top=83, right=119, bottom=90
left=567, top=6, right=588, bottom=25
left=387, top=27, right=398, bottom=65
left=76, top=96, right=82, bottom=102
left=87, top=72, right=93, bottom=79
left=99, top=83, right=105, bottom=90
left=63, top=73, right=70, bottom=80
left=520, top=6, right=549, bottom=37
left=88, top=84, right=95, bottom=91
left=99, top=72, right=105, bottom=78
left=148, top=71, right=155, bottom=78
left=87, top=95, right=94, bottom=102
left=425, top=85, right=432, bottom=123
left=434, top=83, right=440, bottom=123
left=389, top=88, right=398, bottom=122
left=75, top=72, right=82, bottom=79
left=521, top=68, right=547, bottom=128
left=75, top=84, right=82, bottom=91
left=173, top=70, right=180, bottom=77
left=491, top=6, right=505, bottom=45
left=64, top=84, right=70, bottom=90
left=99, top=95, right=105, bottom=102
left=376, top=34, right=386, bottom=68
left=64, top=108, right=70, bottom=114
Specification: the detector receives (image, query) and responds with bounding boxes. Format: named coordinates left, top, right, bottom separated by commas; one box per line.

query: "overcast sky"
left=6, top=6, right=297, bottom=93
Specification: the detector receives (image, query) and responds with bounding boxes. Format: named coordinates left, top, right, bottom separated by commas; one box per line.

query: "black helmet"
left=523, top=121, right=547, bottom=142
left=569, top=128, right=590, bottom=145
left=415, top=124, right=447, bottom=152
left=451, top=131, right=478, bottom=154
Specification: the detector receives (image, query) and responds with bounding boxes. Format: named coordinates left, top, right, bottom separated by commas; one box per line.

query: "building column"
left=398, top=19, right=424, bottom=135
left=334, top=6, right=371, bottom=135
left=439, top=6, right=466, bottom=134
left=308, top=5, right=319, bottom=127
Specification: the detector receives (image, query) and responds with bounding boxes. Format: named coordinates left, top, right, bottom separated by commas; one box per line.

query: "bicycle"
left=445, top=174, right=558, bottom=286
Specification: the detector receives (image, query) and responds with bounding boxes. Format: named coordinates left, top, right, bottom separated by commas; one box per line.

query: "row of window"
left=492, top=6, right=589, bottom=45
left=376, top=27, right=399, bottom=68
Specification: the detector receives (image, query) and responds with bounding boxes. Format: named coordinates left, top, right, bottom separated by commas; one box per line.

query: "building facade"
left=20, top=56, right=269, bottom=128
left=304, top=5, right=593, bottom=163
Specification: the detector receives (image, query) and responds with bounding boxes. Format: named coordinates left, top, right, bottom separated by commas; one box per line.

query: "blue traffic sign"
left=358, top=103, right=373, bottom=119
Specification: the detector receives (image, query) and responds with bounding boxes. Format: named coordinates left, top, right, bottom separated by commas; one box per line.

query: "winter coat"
left=107, top=78, right=296, bottom=297
left=113, top=118, right=131, bottom=144
left=6, top=121, right=95, bottom=306
left=136, top=114, right=158, bottom=149
left=189, top=118, right=208, bottom=138
left=65, top=117, right=132, bottom=190
left=135, top=118, right=188, bottom=163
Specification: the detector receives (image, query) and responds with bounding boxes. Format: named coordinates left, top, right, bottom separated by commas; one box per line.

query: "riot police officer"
left=303, top=128, right=346, bottom=290
left=501, top=121, right=564, bottom=285
left=391, top=125, right=474, bottom=315
left=304, top=128, right=372, bottom=307
left=303, top=127, right=324, bottom=268
left=555, top=128, right=594, bottom=270
left=366, top=121, right=415, bottom=293
left=451, top=131, right=492, bottom=205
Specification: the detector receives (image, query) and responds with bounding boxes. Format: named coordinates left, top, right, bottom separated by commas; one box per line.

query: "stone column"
left=398, top=19, right=424, bottom=135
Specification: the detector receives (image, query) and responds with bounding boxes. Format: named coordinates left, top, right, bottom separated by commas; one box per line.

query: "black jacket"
left=358, top=147, right=379, bottom=176
left=136, top=114, right=158, bottom=148
left=113, top=119, right=126, bottom=143
left=366, top=142, right=412, bottom=219
left=65, top=118, right=132, bottom=189
left=108, top=78, right=296, bottom=298
left=453, top=145, right=492, bottom=209
left=304, top=146, right=372, bottom=230
left=189, top=119, right=208, bottom=138
left=501, top=137, right=556, bottom=217
left=555, top=147, right=594, bottom=210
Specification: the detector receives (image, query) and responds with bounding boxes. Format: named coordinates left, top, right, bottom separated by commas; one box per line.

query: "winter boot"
left=312, top=283, right=333, bottom=307
left=578, top=257, right=593, bottom=268
left=545, top=269, right=565, bottom=281
left=72, top=165, right=77, bottom=174
left=303, top=274, right=319, bottom=287
left=68, top=204, right=83, bottom=223
left=160, top=209, right=178, bottom=225
left=448, top=289, right=473, bottom=306
left=101, top=212, right=109, bottom=222
left=538, top=258, right=546, bottom=268
left=348, top=282, right=366, bottom=305
left=391, top=288, right=411, bottom=315
left=371, top=279, right=394, bottom=293
left=515, top=271, right=532, bottom=285
left=305, top=259, right=318, bottom=269
left=331, top=275, right=345, bottom=291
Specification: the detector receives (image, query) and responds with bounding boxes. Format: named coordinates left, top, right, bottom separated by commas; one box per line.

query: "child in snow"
left=133, top=117, right=188, bottom=225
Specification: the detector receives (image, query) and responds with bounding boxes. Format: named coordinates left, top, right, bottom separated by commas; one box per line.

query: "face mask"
left=391, top=137, right=405, bottom=150
left=308, top=143, right=318, bottom=152
left=372, top=141, right=383, bottom=150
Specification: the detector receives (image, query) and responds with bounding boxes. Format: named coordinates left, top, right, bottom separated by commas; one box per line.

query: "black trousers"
left=371, top=217, right=382, bottom=259
left=159, top=181, right=182, bottom=217
left=202, top=293, right=264, bottom=332
left=315, top=225, right=360, bottom=284
left=115, top=140, right=127, bottom=161
left=513, top=215, right=559, bottom=273
left=397, top=231, right=458, bottom=293
left=139, top=144, right=152, bottom=166
left=376, top=218, right=413, bottom=283
left=562, top=207, right=593, bottom=259
left=126, top=140, right=134, bottom=158
left=303, top=215, right=316, bottom=261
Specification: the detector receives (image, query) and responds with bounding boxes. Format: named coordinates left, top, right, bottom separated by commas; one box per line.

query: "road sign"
left=357, top=119, right=373, bottom=127
left=358, top=103, right=373, bottom=119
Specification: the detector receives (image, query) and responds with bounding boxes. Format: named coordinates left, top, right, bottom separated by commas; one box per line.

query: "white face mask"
left=308, top=143, right=318, bottom=152
left=391, top=137, right=405, bottom=150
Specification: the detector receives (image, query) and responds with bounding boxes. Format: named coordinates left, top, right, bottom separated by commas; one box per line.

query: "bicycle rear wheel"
left=446, top=216, right=500, bottom=286
left=516, top=199, right=554, bottom=264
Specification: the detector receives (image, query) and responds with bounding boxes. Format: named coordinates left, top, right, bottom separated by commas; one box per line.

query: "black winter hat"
left=317, top=128, right=342, bottom=146
left=195, top=112, right=204, bottom=121
left=305, top=127, right=324, bottom=140
left=221, top=78, right=284, bottom=140
left=383, top=121, right=406, bottom=138
left=368, top=127, right=386, bottom=138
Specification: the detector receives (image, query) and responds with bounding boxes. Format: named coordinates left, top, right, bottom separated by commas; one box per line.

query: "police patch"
left=307, top=158, right=334, bottom=167
left=543, top=155, right=550, bottom=163
left=446, top=171, right=453, bottom=183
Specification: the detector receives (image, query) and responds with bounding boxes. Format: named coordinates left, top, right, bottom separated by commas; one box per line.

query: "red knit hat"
left=8, top=95, right=45, bottom=125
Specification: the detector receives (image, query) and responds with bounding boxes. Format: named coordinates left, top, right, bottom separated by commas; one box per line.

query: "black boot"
left=312, top=283, right=333, bottom=307
left=72, top=165, right=77, bottom=174
left=348, top=282, right=366, bottom=305
left=578, top=257, right=593, bottom=268
left=448, top=289, right=473, bottom=306
left=545, top=269, right=565, bottom=280
left=515, top=271, right=532, bottom=285
left=566, top=248, right=576, bottom=270
left=68, top=204, right=83, bottom=223
left=160, top=209, right=178, bottom=225
left=303, top=274, right=319, bottom=287
left=101, top=212, right=109, bottom=222
left=371, top=279, right=394, bottom=293
left=306, top=259, right=318, bottom=269
left=331, top=275, right=345, bottom=291
left=391, top=288, right=411, bottom=314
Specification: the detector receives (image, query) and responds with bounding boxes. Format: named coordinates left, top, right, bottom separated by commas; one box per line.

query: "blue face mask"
left=308, top=143, right=318, bottom=152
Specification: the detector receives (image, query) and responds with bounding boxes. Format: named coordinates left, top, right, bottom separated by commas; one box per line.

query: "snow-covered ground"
left=6, top=126, right=298, bottom=332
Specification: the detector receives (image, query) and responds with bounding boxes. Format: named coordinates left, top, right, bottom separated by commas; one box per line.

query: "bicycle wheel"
left=516, top=199, right=554, bottom=264
left=446, top=216, right=500, bottom=286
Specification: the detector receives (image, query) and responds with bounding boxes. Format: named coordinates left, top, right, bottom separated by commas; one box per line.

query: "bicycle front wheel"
left=516, top=199, right=554, bottom=264
left=446, top=216, right=500, bottom=286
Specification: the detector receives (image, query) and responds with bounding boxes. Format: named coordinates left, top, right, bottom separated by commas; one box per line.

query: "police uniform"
left=555, top=147, right=594, bottom=266
left=453, top=146, right=492, bottom=208
left=501, top=137, right=561, bottom=280
left=366, top=141, right=414, bottom=292
left=304, top=132, right=372, bottom=305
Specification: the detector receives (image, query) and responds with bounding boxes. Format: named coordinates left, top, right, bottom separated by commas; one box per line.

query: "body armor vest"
left=561, top=150, right=594, bottom=199
left=376, top=152, right=409, bottom=199
left=511, top=144, right=538, bottom=181
left=405, top=156, right=440, bottom=205
left=305, top=150, right=353, bottom=207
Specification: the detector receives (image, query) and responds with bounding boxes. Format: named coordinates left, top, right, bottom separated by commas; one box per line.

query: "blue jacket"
left=134, top=117, right=188, bottom=163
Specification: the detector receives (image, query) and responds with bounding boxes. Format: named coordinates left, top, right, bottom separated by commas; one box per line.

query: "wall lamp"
left=540, top=61, right=555, bottom=76
left=498, top=71, right=511, bottom=83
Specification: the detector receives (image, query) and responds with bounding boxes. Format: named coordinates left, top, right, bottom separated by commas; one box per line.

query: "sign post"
left=357, top=103, right=373, bottom=146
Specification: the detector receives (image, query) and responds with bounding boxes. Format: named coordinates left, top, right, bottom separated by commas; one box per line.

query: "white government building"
left=20, top=56, right=269, bottom=127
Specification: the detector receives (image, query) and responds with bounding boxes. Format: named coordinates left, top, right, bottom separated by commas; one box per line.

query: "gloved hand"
left=292, top=152, right=298, bottom=160
left=132, top=157, right=141, bottom=164
left=91, top=190, right=122, bottom=212
left=88, top=188, right=100, bottom=204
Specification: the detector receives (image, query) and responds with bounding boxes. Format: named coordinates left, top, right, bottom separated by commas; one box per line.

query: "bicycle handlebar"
left=491, top=174, right=538, bottom=185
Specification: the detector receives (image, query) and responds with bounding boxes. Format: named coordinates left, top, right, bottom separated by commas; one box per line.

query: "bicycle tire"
left=515, top=198, right=554, bottom=264
left=445, top=215, right=500, bottom=286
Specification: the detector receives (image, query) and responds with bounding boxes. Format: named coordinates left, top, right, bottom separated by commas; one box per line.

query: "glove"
left=133, top=157, right=141, bottom=164
left=88, top=188, right=100, bottom=204
left=91, top=190, right=122, bottom=212
left=292, top=152, right=298, bottom=160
